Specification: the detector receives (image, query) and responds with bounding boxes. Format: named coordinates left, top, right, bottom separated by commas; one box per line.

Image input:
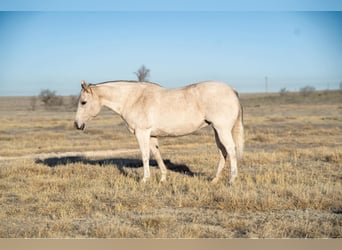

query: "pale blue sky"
left=1, top=2, right=342, bottom=95
left=1, top=0, right=342, bottom=11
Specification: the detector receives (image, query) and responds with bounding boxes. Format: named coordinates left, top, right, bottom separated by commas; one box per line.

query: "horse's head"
left=74, top=80, right=102, bottom=130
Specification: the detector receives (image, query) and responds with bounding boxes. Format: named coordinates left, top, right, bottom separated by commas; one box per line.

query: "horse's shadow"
left=35, top=156, right=195, bottom=177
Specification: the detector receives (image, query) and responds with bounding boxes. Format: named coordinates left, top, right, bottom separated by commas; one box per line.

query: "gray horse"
left=74, top=80, right=244, bottom=184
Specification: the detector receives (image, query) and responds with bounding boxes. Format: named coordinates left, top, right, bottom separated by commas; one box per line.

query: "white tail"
left=232, top=104, right=244, bottom=160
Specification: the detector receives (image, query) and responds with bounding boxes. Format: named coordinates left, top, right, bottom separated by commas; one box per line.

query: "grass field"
left=0, top=90, right=341, bottom=238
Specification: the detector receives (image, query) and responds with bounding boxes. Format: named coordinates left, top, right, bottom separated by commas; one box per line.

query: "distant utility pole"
left=265, top=76, right=268, bottom=93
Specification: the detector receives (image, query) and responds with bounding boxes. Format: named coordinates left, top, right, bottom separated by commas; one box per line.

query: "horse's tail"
left=232, top=102, right=244, bottom=160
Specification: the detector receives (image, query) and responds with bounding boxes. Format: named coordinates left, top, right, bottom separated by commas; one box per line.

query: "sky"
left=1, top=1, right=342, bottom=95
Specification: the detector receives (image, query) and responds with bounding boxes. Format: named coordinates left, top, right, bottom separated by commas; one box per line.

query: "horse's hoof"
left=141, top=177, right=150, bottom=183
left=159, top=178, right=167, bottom=184
left=228, top=177, right=237, bottom=186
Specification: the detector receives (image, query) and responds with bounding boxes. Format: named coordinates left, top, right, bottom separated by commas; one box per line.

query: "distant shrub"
left=39, top=89, right=63, bottom=109
left=300, top=85, right=316, bottom=96
left=279, top=88, right=289, bottom=96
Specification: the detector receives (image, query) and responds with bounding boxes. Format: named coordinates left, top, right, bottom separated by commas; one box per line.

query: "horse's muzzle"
left=74, top=121, right=85, bottom=130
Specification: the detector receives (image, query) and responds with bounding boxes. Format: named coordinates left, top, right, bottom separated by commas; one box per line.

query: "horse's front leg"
left=135, top=128, right=151, bottom=183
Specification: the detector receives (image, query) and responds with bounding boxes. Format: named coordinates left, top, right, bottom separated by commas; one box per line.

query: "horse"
left=74, top=80, right=244, bottom=184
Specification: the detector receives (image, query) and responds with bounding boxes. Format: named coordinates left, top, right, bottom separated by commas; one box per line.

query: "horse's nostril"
left=74, top=121, right=85, bottom=130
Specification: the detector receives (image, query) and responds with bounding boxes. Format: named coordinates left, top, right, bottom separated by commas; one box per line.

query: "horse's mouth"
left=74, top=121, right=85, bottom=130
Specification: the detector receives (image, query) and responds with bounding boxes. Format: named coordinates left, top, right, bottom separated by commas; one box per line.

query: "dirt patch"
left=0, top=149, right=140, bottom=161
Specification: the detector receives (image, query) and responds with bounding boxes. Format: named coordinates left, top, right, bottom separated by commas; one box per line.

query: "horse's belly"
left=151, top=117, right=207, bottom=137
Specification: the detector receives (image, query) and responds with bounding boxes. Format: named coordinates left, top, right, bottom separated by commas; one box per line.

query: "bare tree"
left=38, top=89, right=63, bottom=110
left=134, top=65, right=150, bottom=82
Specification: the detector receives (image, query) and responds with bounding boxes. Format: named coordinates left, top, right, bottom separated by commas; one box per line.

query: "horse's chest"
left=121, top=110, right=152, bottom=133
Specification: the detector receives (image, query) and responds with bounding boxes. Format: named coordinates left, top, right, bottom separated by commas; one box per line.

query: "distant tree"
left=38, top=89, right=63, bottom=109
left=134, top=65, right=150, bottom=82
left=300, top=85, right=315, bottom=97
left=340, top=81, right=342, bottom=90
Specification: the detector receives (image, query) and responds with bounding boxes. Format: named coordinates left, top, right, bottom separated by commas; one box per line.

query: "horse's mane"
left=91, top=80, right=162, bottom=87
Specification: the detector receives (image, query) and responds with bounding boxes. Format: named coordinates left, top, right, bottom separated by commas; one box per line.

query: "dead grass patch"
left=0, top=92, right=341, bottom=238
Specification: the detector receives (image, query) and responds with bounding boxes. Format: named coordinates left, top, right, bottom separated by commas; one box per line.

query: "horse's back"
left=157, top=81, right=239, bottom=113
left=191, top=81, right=236, bottom=94
left=189, top=81, right=239, bottom=105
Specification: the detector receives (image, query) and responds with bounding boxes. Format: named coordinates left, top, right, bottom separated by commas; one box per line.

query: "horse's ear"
left=81, top=80, right=89, bottom=91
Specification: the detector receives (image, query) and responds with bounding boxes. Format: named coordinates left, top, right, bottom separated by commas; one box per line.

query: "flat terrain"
left=0, top=90, right=341, bottom=238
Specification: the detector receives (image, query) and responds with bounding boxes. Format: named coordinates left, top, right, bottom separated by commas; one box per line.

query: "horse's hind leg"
left=212, top=127, right=238, bottom=184
left=212, top=129, right=227, bottom=183
left=150, top=137, right=167, bottom=183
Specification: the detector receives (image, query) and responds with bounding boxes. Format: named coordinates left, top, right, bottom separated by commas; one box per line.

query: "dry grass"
left=0, top=91, right=341, bottom=238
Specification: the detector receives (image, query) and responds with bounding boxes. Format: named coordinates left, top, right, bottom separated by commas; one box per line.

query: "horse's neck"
left=96, top=82, right=142, bottom=115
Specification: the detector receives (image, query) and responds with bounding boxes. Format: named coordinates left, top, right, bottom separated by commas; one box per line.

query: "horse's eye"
left=81, top=101, right=87, bottom=105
